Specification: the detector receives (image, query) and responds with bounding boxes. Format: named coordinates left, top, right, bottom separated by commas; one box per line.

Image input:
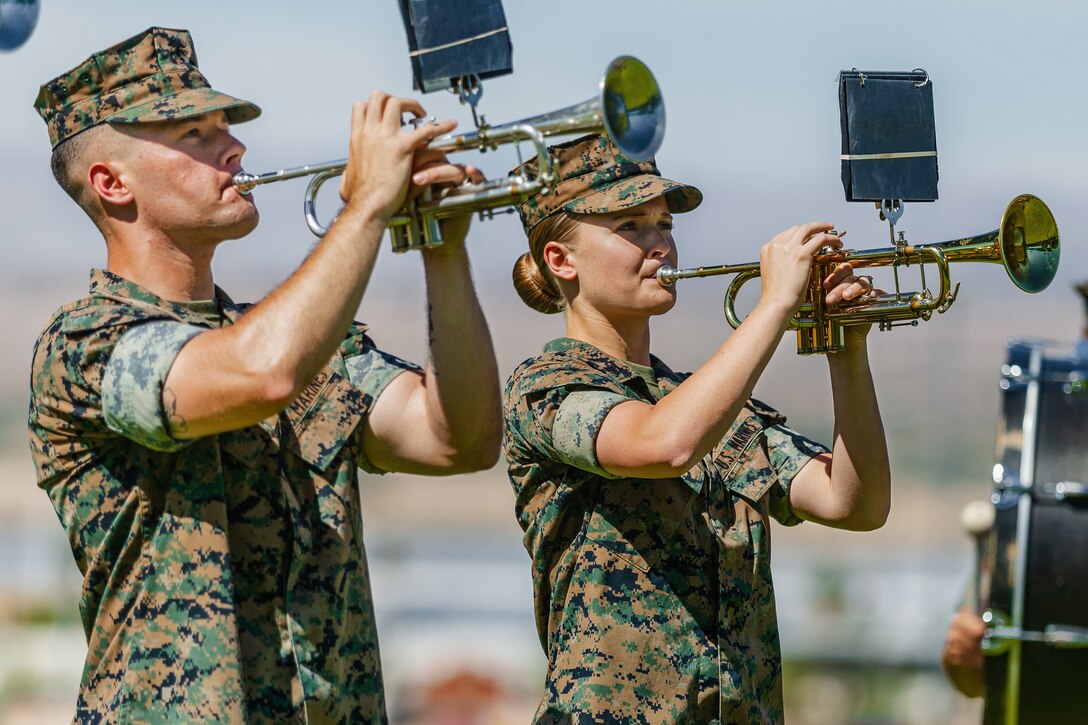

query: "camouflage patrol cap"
left=34, top=27, right=261, bottom=149
left=514, top=133, right=702, bottom=232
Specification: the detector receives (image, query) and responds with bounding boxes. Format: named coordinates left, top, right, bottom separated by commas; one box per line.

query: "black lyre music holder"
left=838, top=68, right=937, bottom=240
left=397, top=0, right=513, bottom=127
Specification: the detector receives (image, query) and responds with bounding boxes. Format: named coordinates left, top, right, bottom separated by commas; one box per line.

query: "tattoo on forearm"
left=163, top=387, right=189, bottom=435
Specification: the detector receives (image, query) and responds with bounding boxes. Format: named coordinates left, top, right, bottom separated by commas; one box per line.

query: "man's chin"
left=220, top=208, right=260, bottom=241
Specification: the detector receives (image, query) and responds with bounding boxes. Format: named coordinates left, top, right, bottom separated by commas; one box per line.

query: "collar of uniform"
left=542, top=337, right=681, bottom=391
left=88, top=267, right=242, bottom=327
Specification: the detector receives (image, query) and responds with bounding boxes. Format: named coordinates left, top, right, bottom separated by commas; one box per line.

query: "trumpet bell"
left=602, top=56, right=666, bottom=161
left=999, top=194, right=1060, bottom=293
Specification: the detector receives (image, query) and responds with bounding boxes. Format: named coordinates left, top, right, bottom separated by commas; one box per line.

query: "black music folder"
left=398, top=0, right=513, bottom=93
left=839, top=69, right=938, bottom=202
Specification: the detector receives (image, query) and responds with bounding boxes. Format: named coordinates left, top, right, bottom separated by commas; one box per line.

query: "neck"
left=104, top=227, right=218, bottom=301
left=565, top=308, right=652, bottom=366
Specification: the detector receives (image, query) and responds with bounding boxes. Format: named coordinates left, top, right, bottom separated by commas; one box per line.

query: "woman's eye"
left=617, top=221, right=637, bottom=232
left=181, top=128, right=200, bottom=140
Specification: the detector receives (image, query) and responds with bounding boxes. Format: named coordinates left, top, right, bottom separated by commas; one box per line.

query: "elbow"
left=618, top=430, right=702, bottom=478
left=847, top=508, right=889, bottom=532
left=441, top=421, right=503, bottom=474
left=251, top=357, right=306, bottom=412
left=443, top=441, right=501, bottom=474
left=665, top=452, right=700, bottom=477
left=872, top=496, right=892, bottom=529
left=842, top=486, right=891, bottom=531
left=233, top=325, right=307, bottom=412
left=661, top=434, right=702, bottom=476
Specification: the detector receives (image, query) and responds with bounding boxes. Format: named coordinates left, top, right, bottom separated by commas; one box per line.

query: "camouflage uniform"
left=28, top=269, right=416, bottom=722
left=504, top=338, right=829, bottom=723
left=29, top=29, right=417, bottom=721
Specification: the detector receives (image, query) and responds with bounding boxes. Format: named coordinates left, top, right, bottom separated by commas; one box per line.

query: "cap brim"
left=105, top=86, right=261, bottom=126
left=563, top=173, right=702, bottom=217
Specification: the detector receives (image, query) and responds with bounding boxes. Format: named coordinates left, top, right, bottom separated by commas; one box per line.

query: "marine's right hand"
left=756, top=222, right=842, bottom=317
left=941, top=608, right=986, bottom=698
left=338, top=92, right=457, bottom=221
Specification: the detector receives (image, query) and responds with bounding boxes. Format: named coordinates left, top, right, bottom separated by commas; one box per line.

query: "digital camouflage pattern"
left=513, top=133, right=703, bottom=232
left=28, top=268, right=417, bottom=723
left=504, top=338, right=830, bottom=723
left=34, top=27, right=260, bottom=149
left=102, top=320, right=205, bottom=451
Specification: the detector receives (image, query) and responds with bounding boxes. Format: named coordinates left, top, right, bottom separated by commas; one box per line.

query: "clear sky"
left=1, top=0, right=1085, bottom=474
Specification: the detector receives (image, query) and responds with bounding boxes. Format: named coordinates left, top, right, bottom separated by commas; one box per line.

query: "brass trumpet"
left=656, top=194, right=1060, bottom=355
left=233, top=55, right=665, bottom=251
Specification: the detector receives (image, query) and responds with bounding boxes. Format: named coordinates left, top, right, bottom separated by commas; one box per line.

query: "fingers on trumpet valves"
left=824, top=263, right=875, bottom=304
left=840, top=274, right=876, bottom=303
left=463, top=164, right=486, bottom=185
left=815, top=229, right=846, bottom=257
left=404, top=115, right=438, bottom=130
left=411, top=160, right=481, bottom=189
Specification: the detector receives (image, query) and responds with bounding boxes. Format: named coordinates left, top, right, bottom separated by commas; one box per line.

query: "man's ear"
left=87, top=161, right=135, bottom=206
left=543, top=240, right=577, bottom=281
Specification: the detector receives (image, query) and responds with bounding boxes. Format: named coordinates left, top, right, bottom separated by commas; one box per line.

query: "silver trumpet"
left=233, top=55, right=666, bottom=251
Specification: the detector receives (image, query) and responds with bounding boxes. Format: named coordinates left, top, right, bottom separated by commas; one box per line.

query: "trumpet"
left=657, top=194, right=1060, bottom=355
left=233, top=55, right=665, bottom=251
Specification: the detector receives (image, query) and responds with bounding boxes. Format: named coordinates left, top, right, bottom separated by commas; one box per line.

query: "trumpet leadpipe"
left=233, top=159, right=346, bottom=194
left=656, top=262, right=758, bottom=286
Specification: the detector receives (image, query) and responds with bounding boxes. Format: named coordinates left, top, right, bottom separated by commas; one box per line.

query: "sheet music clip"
left=878, top=198, right=905, bottom=241
left=452, top=74, right=485, bottom=129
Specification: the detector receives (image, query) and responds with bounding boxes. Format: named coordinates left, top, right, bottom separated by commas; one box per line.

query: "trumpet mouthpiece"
left=233, top=172, right=259, bottom=193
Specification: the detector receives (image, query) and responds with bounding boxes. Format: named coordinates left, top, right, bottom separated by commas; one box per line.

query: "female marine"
left=503, top=134, right=891, bottom=723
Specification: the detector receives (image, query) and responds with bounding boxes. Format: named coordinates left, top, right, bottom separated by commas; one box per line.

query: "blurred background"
left=1, top=0, right=1084, bottom=722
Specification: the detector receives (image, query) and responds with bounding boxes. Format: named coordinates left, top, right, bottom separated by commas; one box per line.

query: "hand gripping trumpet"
left=656, top=194, right=1060, bottom=355
left=233, top=56, right=665, bottom=252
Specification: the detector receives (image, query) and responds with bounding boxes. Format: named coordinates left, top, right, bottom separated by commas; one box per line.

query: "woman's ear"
left=543, top=240, right=577, bottom=281
left=87, top=161, right=135, bottom=207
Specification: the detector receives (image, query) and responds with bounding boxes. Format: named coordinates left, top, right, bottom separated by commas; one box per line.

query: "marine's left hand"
left=409, top=149, right=486, bottom=250
left=823, top=262, right=883, bottom=347
left=823, top=262, right=877, bottom=305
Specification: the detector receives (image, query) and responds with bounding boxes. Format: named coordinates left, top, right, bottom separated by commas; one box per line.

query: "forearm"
left=419, top=245, right=502, bottom=462
left=168, top=201, right=389, bottom=437
left=599, top=299, right=793, bottom=476
left=823, top=340, right=891, bottom=528
left=240, top=202, right=388, bottom=386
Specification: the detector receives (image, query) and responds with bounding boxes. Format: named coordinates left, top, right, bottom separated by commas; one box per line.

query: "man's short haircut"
left=50, top=125, right=112, bottom=222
